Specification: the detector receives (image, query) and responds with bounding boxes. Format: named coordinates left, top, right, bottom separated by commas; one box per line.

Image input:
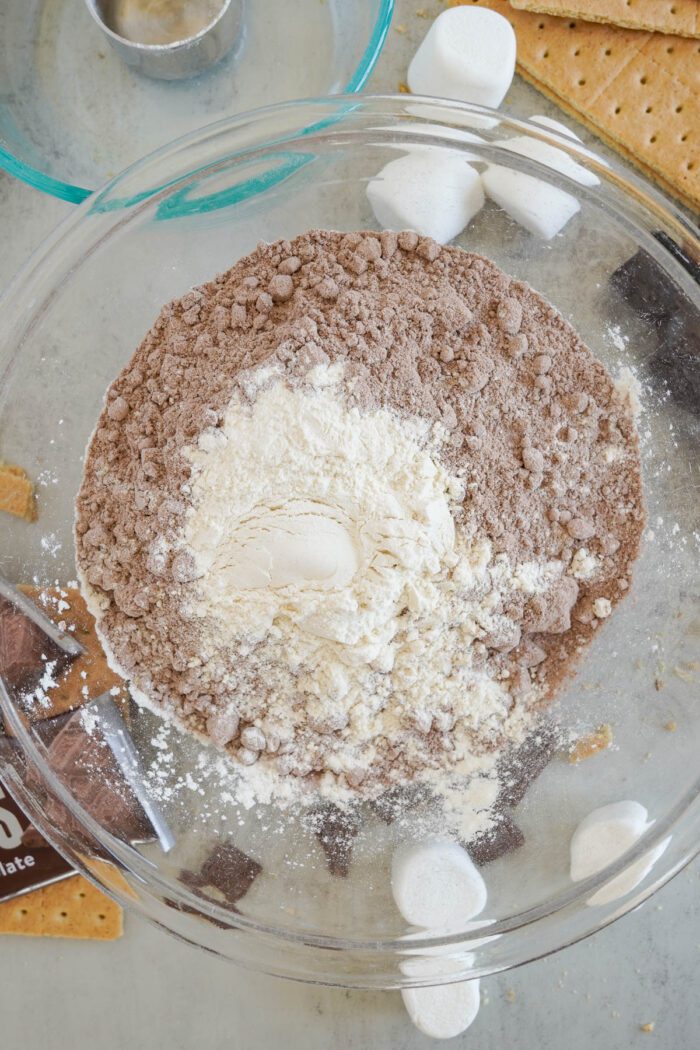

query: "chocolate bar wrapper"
left=0, top=775, right=74, bottom=902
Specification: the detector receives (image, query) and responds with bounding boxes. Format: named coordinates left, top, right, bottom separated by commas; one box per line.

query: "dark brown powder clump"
left=75, top=230, right=644, bottom=790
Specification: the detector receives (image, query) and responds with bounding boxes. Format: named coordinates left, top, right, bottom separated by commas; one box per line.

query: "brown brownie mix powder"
left=75, top=230, right=644, bottom=811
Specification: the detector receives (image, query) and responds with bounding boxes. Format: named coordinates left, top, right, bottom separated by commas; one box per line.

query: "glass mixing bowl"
left=0, top=96, right=698, bottom=988
left=0, top=0, right=393, bottom=202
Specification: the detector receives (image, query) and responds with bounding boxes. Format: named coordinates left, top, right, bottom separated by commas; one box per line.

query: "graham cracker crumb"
left=640, top=1022, right=655, bottom=1033
left=0, top=461, right=36, bottom=522
left=569, top=723, right=613, bottom=762
left=664, top=720, right=677, bottom=732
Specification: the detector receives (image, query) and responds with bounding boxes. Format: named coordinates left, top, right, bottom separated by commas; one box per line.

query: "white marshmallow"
left=570, top=800, right=650, bottom=881
left=586, top=840, right=671, bottom=907
left=391, top=838, right=487, bottom=930
left=367, top=152, right=485, bottom=245
left=530, top=114, right=583, bottom=142
left=406, top=100, right=501, bottom=132
left=482, top=162, right=579, bottom=240
left=570, top=801, right=671, bottom=906
left=401, top=961, right=480, bottom=1040
left=500, top=134, right=600, bottom=187
left=530, top=114, right=610, bottom=168
left=405, top=919, right=498, bottom=959
left=380, top=123, right=485, bottom=163
left=408, top=8, right=516, bottom=109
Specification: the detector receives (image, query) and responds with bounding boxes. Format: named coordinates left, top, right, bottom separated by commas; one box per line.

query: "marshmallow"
left=586, top=840, right=671, bottom=907
left=391, top=838, right=487, bottom=930
left=530, top=114, right=610, bottom=169
left=530, top=115, right=583, bottom=142
left=408, top=8, right=516, bottom=109
left=367, top=152, right=485, bottom=245
left=406, top=100, right=500, bottom=132
left=570, top=801, right=670, bottom=906
left=382, top=123, right=485, bottom=163
left=401, top=959, right=481, bottom=1040
left=482, top=161, right=579, bottom=240
left=481, top=118, right=612, bottom=238
left=405, top=920, right=498, bottom=961
left=500, top=134, right=600, bottom=187
left=570, top=800, right=649, bottom=880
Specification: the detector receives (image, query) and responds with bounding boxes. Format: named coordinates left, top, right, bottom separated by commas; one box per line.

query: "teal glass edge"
left=0, top=0, right=394, bottom=206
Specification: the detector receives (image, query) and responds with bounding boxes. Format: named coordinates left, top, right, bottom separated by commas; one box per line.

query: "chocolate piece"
left=309, top=804, right=361, bottom=877
left=465, top=814, right=525, bottom=866
left=611, top=239, right=700, bottom=415
left=650, top=319, right=700, bottom=414
left=39, top=710, right=152, bottom=843
left=180, top=842, right=262, bottom=908
left=201, top=843, right=262, bottom=905
left=612, top=249, right=681, bottom=326
left=0, top=595, right=74, bottom=699
left=17, top=586, right=128, bottom=722
left=0, top=776, right=73, bottom=902
left=90, top=694, right=174, bottom=853
left=497, top=722, right=559, bottom=811
left=611, top=235, right=699, bottom=326
left=654, top=232, right=700, bottom=286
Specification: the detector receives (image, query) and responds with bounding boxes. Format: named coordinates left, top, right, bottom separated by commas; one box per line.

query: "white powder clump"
left=602, top=444, right=624, bottom=465
left=511, top=559, right=562, bottom=595
left=569, top=548, right=599, bottom=581
left=182, top=364, right=461, bottom=671
left=164, top=364, right=541, bottom=806
left=615, top=367, right=643, bottom=421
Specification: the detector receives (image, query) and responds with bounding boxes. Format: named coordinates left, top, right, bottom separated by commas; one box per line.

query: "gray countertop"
left=1, top=2, right=698, bottom=1045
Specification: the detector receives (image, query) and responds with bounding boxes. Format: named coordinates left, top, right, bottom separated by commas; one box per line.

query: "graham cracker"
left=510, top=0, right=700, bottom=40
left=17, top=586, right=129, bottom=721
left=0, top=462, right=36, bottom=522
left=513, top=65, right=700, bottom=212
left=84, top=857, right=139, bottom=902
left=449, top=0, right=700, bottom=212
left=0, top=874, right=123, bottom=940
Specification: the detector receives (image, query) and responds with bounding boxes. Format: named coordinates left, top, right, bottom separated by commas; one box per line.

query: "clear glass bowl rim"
left=0, top=94, right=698, bottom=985
left=0, top=0, right=395, bottom=204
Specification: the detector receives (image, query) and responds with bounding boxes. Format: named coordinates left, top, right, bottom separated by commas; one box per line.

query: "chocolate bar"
left=0, top=776, right=73, bottom=902
left=1, top=576, right=174, bottom=905
left=0, top=576, right=82, bottom=900
left=611, top=235, right=700, bottom=416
